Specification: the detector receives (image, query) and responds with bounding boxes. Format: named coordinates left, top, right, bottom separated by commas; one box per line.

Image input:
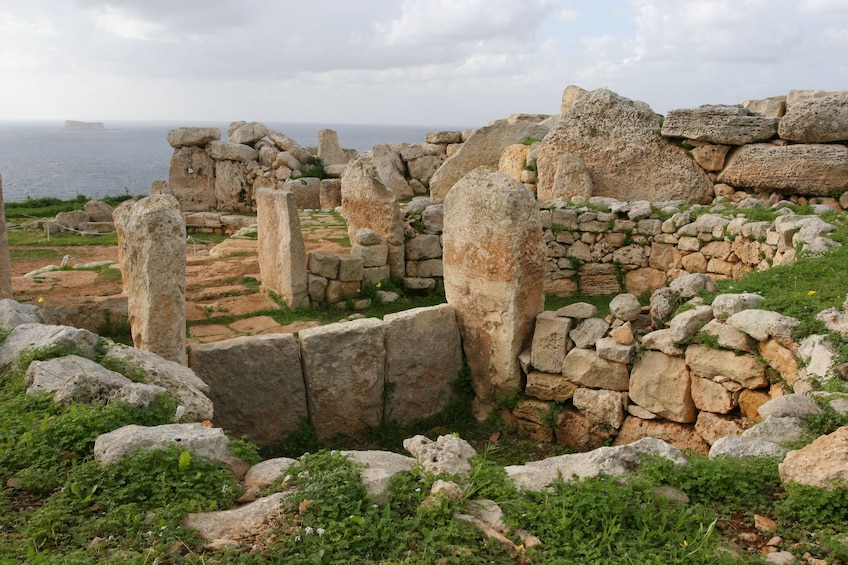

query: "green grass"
left=7, top=229, right=118, bottom=247
left=4, top=194, right=137, bottom=221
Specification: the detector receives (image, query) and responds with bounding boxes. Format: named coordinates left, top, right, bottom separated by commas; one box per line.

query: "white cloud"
left=88, top=5, right=166, bottom=41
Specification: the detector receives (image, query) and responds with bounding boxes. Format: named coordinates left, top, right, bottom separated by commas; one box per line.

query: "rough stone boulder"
left=206, top=140, right=259, bottom=163
left=25, top=354, right=165, bottom=407
left=403, top=434, right=476, bottom=476
left=429, top=121, right=549, bottom=199
left=185, top=492, right=286, bottom=542
left=443, top=169, right=546, bottom=416
left=94, top=423, right=230, bottom=465
left=101, top=342, right=214, bottom=421
left=629, top=351, right=696, bottom=423
left=373, top=144, right=413, bottom=199
left=717, top=144, right=848, bottom=196
left=779, top=427, right=848, bottom=488
left=0, top=299, right=42, bottom=329
left=538, top=153, right=593, bottom=202
left=167, top=127, right=221, bottom=148
left=779, top=95, right=848, bottom=143
left=227, top=121, right=268, bottom=145
left=0, top=323, right=99, bottom=369
left=188, top=334, right=308, bottom=447
left=342, top=450, right=417, bottom=503
left=84, top=200, right=114, bottom=223
left=709, top=436, right=786, bottom=458
left=660, top=105, right=778, bottom=145
left=537, top=88, right=713, bottom=203
left=505, top=438, right=685, bottom=491
left=168, top=145, right=217, bottom=212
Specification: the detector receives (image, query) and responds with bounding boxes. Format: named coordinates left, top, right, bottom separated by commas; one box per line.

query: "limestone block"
left=498, top=144, right=531, bottom=181
left=168, top=146, right=216, bottom=212
left=228, top=121, right=268, bottom=145
left=381, top=305, right=462, bottom=424
left=595, top=337, right=635, bottom=364
left=691, top=375, right=736, bottom=414
left=0, top=299, right=41, bottom=330
left=609, top=293, right=641, bottom=322
left=317, top=128, right=347, bottom=165
left=610, top=322, right=635, bottom=345
left=630, top=351, right=696, bottom=423
left=512, top=399, right=556, bottom=426
left=717, top=144, right=848, bottom=196
left=695, top=411, right=748, bottom=445
left=405, top=234, right=442, bottom=261
left=299, top=318, right=385, bottom=439
left=338, top=256, right=364, bottom=282
left=404, top=434, right=476, bottom=476
left=700, top=240, right=732, bottom=260
left=668, top=305, right=714, bottom=343
left=430, top=121, right=549, bottom=198
left=578, top=263, right=620, bottom=295
left=207, top=140, right=258, bottom=162
left=307, top=274, right=328, bottom=302
left=256, top=188, right=309, bottom=309
left=624, top=267, right=666, bottom=296
left=530, top=311, right=572, bottom=374
left=660, top=105, right=778, bottom=145
left=779, top=428, right=848, bottom=488
left=562, top=348, right=629, bottom=391
left=669, top=273, right=718, bottom=298
left=539, top=154, right=593, bottom=202
left=779, top=95, right=848, bottom=143
left=117, top=195, right=186, bottom=364
left=422, top=203, right=444, bottom=234
left=742, top=96, right=786, bottom=117
left=505, top=438, right=685, bottom=491
left=709, top=436, right=786, bottom=458
left=691, top=144, right=731, bottom=171
left=84, top=200, right=114, bottom=223
left=556, top=302, right=596, bottom=319
left=759, top=339, right=800, bottom=387
left=363, top=265, right=391, bottom=284
left=167, top=127, right=221, bottom=148
left=681, top=252, right=708, bottom=273
left=613, top=417, right=709, bottom=456
left=640, top=329, right=683, bottom=356
left=726, top=309, right=799, bottom=343
left=244, top=457, right=298, bottom=488
left=443, top=169, right=546, bottom=415
left=553, top=406, right=615, bottom=451
left=214, top=160, right=252, bottom=212
left=94, top=423, right=230, bottom=465
left=407, top=155, right=444, bottom=186
left=319, top=179, right=342, bottom=209
left=742, top=416, right=806, bottom=445
left=758, top=394, right=822, bottom=420
left=371, top=144, right=412, bottom=199
left=100, top=342, right=213, bottom=421
left=355, top=228, right=382, bottom=246
left=308, top=252, right=340, bottom=279
left=25, top=354, right=131, bottom=404
left=416, top=259, right=443, bottom=277
left=351, top=243, right=388, bottom=268
left=284, top=177, right=322, bottom=210
left=699, top=319, right=757, bottom=353
left=569, top=317, right=610, bottom=349
left=188, top=334, right=308, bottom=447
left=326, top=280, right=360, bottom=302
left=538, top=88, right=713, bottom=203
left=525, top=371, right=578, bottom=402
left=685, top=344, right=767, bottom=389
left=266, top=129, right=312, bottom=164
left=711, top=293, right=766, bottom=320
left=342, top=450, right=417, bottom=503
left=573, top=388, right=625, bottom=428
left=798, top=335, right=836, bottom=380
left=341, top=154, right=405, bottom=249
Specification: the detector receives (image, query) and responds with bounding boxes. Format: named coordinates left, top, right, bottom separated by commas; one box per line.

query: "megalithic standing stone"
left=0, top=174, right=12, bottom=299
left=256, top=188, right=309, bottom=309
left=442, top=168, right=546, bottom=420
left=117, top=195, right=187, bottom=365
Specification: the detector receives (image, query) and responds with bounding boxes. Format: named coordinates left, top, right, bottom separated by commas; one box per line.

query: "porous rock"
left=94, top=423, right=230, bottom=465
left=403, top=434, right=476, bottom=476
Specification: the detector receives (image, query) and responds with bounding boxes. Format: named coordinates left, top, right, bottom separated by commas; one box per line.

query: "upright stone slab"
left=383, top=304, right=463, bottom=424
left=299, top=318, right=385, bottom=439
left=317, top=128, right=347, bottom=165
left=119, top=195, right=187, bottom=365
left=168, top=145, right=217, bottom=212
left=443, top=169, right=546, bottom=417
left=256, top=188, right=309, bottom=309
left=341, top=154, right=405, bottom=277
left=188, top=334, right=308, bottom=447
left=0, top=174, right=12, bottom=299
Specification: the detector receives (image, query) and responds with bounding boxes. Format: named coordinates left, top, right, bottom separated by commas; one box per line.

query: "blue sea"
left=0, top=121, right=454, bottom=203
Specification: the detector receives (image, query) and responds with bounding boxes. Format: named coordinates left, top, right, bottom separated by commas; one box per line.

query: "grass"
left=3, top=194, right=137, bottom=221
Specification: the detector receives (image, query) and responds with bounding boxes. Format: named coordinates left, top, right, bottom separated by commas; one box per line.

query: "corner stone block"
left=530, top=311, right=572, bottom=374
left=188, top=334, right=308, bottom=447
left=299, top=318, right=386, bottom=439
left=383, top=304, right=463, bottom=424
left=256, top=188, right=309, bottom=309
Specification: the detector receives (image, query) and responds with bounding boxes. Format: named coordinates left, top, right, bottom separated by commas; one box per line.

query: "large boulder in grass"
left=93, top=423, right=230, bottom=465
left=0, top=323, right=99, bottom=370
left=779, top=427, right=848, bottom=488
left=537, top=88, right=713, bottom=203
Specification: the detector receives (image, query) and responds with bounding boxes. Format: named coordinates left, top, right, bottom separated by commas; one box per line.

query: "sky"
left=0, top=0, right=846, bottom=128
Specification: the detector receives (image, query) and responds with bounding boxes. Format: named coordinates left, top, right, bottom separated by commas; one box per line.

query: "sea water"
left=0, top=121, right=456, bottom=203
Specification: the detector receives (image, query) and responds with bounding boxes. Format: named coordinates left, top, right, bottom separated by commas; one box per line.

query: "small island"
left=64, top=120, right=106, bottom=131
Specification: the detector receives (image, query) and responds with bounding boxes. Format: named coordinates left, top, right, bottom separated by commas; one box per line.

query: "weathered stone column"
left=341, top=154, right=406, bottom=277
left=0, top=174, right=12, bottom=298
left=256, top=188, right=309, bottom=309
left=443, top=169, right=546, bottom=419
left=118, top=195, right=187, bottom=364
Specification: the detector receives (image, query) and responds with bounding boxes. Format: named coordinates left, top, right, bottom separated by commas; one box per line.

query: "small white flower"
left=372, top=504, right=378, bottom=509
left=295, top=535, right=302, bottom=543
left=304, top=527, right=314, bottom=535
left=221, top=485, right=229, bottom=493
left=316, top=528, right=325, bottom=536
left=414, top=488, right=421, bottom=492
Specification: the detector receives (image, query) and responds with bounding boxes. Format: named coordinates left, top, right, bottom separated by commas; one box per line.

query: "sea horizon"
left=0, top=120, right=468, bottom=203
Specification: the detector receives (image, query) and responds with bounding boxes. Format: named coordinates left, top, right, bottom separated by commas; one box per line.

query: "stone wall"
left=188, top=304, right=463, bottom=445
